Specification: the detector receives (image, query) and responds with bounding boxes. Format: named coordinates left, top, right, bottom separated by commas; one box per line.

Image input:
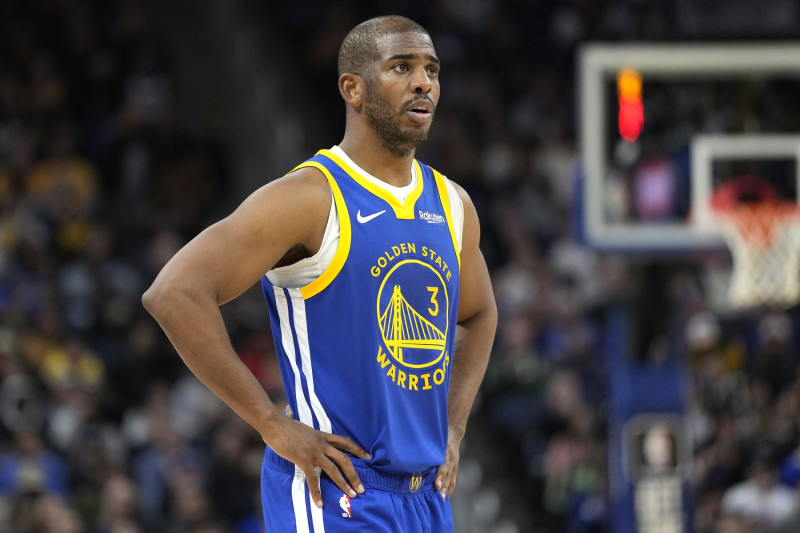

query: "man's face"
left=363, top=31, right=440, bottom=157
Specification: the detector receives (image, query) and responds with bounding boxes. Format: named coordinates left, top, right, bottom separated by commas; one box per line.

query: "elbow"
left=475, top=292, right=498, bottom=328
left=458, top=299, right=498, bottom=334
left=142, top=277, right=216, bottom=324
left=481, top=297, right=499, bottom=335
left=488, top=299, right=499, bottom=326
left=482, top=303, right=499, bottom=338
left=141, top=281, right=169, bottom=321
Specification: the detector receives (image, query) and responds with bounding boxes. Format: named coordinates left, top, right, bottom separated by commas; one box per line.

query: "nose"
left=411, top=68, right=433, bottom=94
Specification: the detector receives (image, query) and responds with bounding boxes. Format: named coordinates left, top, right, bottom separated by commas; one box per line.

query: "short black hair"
left=337, top=15, right=430, bottom=77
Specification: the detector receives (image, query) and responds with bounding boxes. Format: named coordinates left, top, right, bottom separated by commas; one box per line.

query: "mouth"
left=405, top=99, right=434, bottom=123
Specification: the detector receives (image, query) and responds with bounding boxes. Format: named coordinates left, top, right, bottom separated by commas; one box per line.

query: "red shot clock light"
left=617, top=68, right=644, bottom=142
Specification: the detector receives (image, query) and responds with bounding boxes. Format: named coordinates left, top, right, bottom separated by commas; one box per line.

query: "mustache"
left=402, top=95, right=435, bottom=111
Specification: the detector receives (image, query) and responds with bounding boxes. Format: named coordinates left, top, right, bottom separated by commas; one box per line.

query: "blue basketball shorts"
left=261, top=447, right=454, bottom=532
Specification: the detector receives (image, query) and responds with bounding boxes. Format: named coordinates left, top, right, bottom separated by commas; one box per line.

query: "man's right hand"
left=265, top=404, right=370, bottom=508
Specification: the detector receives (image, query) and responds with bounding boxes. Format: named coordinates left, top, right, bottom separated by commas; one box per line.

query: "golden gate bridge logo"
left=379, top=284, right=446, bottom=369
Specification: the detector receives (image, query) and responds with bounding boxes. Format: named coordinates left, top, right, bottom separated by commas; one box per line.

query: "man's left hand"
left=434, top=426, right=462, bottom=500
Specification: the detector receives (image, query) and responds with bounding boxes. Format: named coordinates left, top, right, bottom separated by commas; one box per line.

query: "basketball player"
left=143, top=15, right=497, bottom=532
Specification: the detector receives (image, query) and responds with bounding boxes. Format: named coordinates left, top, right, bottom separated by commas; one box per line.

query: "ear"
left=338, top=73, right=363, bottom=109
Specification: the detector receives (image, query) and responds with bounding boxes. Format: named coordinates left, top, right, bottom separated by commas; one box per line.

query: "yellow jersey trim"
left=318, top=149, right=423, bottom=220
left=285, top=160, right=351, bottom=299
left=432, top=169, right=461, bottom=270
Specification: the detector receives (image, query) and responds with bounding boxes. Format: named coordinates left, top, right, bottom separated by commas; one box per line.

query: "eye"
left=427, top=65, right=440, bottom=77
left=393, top=63, right=409, bottom=73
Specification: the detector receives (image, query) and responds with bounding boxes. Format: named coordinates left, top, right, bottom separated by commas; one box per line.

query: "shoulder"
left=417, top=162, right=467, bottom=211
left=435, top=174, right=476, bottom=225
left=421, top=162, right=471, bottom=209
left=269, top=165, right=331, bottom=199
left=445, top=179, right=473, bottom=209
left=238, top=165, right=332, bottom=219
left=226, top=164, right=333, bottom=245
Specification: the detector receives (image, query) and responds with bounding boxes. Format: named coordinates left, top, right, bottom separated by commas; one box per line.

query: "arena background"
left=1, top=1, right=800, bottom=532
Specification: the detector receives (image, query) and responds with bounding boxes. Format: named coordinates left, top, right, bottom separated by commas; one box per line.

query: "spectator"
left=0, top=427, right=69, bottom=498
left=750, top=311, right=798, bottom=402
left=721, top=447, right=798, bottom=530
left=92, top=472, right=144, bottom=533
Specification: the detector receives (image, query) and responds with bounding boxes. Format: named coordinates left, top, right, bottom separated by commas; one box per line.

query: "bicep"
left=153, top=169, right=331, bottom=305
left=455, top=186, right=496, bottom=324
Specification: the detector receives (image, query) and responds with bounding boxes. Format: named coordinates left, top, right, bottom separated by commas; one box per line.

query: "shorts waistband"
left=264, top=447, right=437, bottom=495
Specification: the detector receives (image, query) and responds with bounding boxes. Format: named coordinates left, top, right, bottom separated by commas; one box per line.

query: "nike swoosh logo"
left=357, top=209, right=386, bottom=223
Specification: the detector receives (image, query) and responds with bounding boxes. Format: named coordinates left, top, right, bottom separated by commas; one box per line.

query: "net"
left=714, top=201, right=800, bottom=309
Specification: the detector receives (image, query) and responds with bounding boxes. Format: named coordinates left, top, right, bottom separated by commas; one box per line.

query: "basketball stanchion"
left=714, top=200, right=800, bottom=309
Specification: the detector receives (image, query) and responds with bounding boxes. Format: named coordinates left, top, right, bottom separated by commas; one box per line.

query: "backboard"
left=578, top=43, right=800, bottom=252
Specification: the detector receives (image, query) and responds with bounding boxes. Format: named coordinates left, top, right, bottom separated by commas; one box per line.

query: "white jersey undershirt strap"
left=267, top=145, right=464, bottom=287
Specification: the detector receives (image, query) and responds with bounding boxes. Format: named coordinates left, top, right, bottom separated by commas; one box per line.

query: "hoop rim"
left=712, top=200, right=800, bottom=244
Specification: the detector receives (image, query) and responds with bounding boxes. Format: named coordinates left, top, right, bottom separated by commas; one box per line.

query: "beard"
left=364, top=82, right=432, bottom=158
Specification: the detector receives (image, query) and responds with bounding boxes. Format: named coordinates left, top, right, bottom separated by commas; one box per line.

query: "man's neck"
left=338, top=137, right=416, bottom=187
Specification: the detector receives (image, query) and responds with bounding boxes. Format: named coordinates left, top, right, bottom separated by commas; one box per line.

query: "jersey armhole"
left=432, top=169, right=462, bottom=270
left=294, top=161, right=350, bottom=299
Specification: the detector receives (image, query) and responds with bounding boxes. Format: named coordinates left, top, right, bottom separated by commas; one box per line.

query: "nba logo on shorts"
left=339, top=494, right=351, bottom=518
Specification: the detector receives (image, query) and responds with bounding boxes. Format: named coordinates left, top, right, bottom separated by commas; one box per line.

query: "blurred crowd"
left=2, top=1, right=800, bottom=532
left=0, top=1, right=266, bottom=532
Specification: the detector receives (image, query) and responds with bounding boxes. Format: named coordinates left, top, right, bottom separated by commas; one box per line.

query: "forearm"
left=448, top=306, right=497, bottom=439
left=143, top=284, right=280, bottom=439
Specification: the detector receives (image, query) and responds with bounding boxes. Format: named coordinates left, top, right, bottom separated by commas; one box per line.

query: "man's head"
left=338, top=16, right=440, bottom=158
left=338, top=16, right=430, bottom=78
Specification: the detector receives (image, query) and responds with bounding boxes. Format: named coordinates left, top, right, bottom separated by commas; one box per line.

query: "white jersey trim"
left=274, top=288, right=314, bottom=426
left=274, top=286, right=328, bottom=532
left=291, top=468, right=310, bottom=533
left=290, top=288, right=332, bottom=434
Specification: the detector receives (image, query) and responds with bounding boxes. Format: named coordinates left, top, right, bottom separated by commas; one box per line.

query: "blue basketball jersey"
left=261, top=149, right=461, bottom=474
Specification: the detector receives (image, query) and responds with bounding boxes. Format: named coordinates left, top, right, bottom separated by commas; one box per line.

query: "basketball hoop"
left=714, top=200, right=800, bottom=309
